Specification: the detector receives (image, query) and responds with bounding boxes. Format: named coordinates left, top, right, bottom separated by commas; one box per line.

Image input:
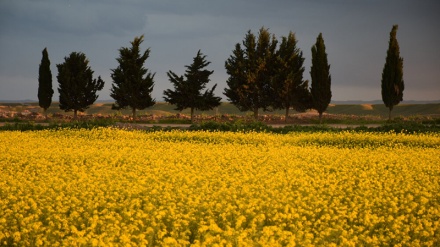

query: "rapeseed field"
left=1, top=128, right=439, bottom=246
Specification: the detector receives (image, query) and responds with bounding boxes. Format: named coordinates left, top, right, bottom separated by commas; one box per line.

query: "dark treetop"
left=381, top=25, right=404, bottom=120
left=110, top=35, right=155, bottom=118
left=38, top=47, right=54, bottom=112
left=272, top=32, right=312, bottom=119
left=57, top=52, right=104, bottom=118
left=164, top=50, right=221, bottom=122
left=310, top=33, right=332, bottom=122
left=224, top=27, right=277, bottom=119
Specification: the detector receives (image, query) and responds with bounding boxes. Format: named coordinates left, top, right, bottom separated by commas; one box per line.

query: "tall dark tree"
left=110, top=35, right=155, bottom=119
left=38, top=47, right=54, bottom=118
left=310, top=33, right=332, bottom=123
left=272, top=32, right=312, bottom=121
left=164, top=50, right=221, bottom=123
left=224, top=27, right=277, bottom=119
left=224, top=43, right=247, bottom=111
left=57, top=52, right=104, bottom=119
left=381, top=25, right=404, bottom=120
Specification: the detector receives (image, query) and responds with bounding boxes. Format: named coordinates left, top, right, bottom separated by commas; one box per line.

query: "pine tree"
left=224, top=43, right=247, bottom=110
left=310, top=33, right=332, bottom=123
left=57, top=52, right=104, bottom=119
left=38, top=47, right=54, bottom=118
left=164, top=50, right=221, bottom=123
left=224, top=27, right=277, bottom=119
left=110, top=35, right=155, bottom=119
left=272, top=32, right=311, bottom=121
left=381, top=25, right=404, bottom=121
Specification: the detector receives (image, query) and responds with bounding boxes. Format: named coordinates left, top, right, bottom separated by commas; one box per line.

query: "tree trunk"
left=388, top=108, right=392, bottom=121
left=253, top=107, right=259, bottom=120
left=319, top=112, right=323, bottom=124
left=285, top=107, right=289, bottom=122
left=132, top=107, right=136, bottom=120
left=190, top=107, right=195, bottom=123
left=73, top=109, right=78, bottom=120
left=44, top=108, right=48, bottom=121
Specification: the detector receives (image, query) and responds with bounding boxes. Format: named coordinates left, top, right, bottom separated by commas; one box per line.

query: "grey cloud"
left=0, top=0, right=439, bottom=101
left=1, top=0, right=147, bottom=36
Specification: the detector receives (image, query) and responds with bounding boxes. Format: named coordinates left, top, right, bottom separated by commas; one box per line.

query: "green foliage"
left=188, top=120, right=439, bottom=134
left=381, top=25, right=404, bottom=120
left=164, top=50, right=221, bottom=122
left=374, top=121, right=440, bottom=134
left=310, top=33, right=332, bottom=123
left=1, top=118, right=438, bottom=134
left=190, top=121, right=338, bottom=133
left=224, top=43, right=247, bottom=110
left=0, top=122, right=47, bottom=131
left=0, top=119, right=114, bottom=131
left=189, top=120, right=270, bottom=133
left=57, top=52, right=104, bottom=118
left=272, top=32, right=312, bottom=117
left=38, top=48, right=54, bottom=112
left=421, top=118, right=440, bottom=125
left=224, top=27, right=277, bottom=118
left=110, top=35, right=155, bottom=118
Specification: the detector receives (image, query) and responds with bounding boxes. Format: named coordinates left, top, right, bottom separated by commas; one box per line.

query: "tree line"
left=38, top=26, right=404, bottom=122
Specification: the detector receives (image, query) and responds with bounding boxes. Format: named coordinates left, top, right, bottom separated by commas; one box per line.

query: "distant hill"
left=0, top=99, right=37, bottom=104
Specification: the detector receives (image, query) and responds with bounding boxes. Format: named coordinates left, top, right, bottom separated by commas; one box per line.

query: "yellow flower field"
left=1, top=128, right=439, bottom=246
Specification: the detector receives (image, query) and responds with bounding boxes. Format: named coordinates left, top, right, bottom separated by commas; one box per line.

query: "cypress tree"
left=272, top=32, right=311, bottom=121
left=224, top=27, right=277, bottom=119
left=381, top=25, right=404, bottom=120
left=310, top=33, right=332, bottom=123
left=164, top=50, right=221, bottom=123
left=38, top=47, right=54, bottom=118
left=110, top=35, right=155, bottom=119
left=224, top=43, right=248, bottom=110
left=57, top=52, right=104, bottom=119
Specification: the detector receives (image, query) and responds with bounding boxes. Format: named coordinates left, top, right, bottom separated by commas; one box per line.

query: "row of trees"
left=224, top=28, right=331, bottom=122
left=38, top=26, right=404, bottom=122
left=38, top=49, right=104, bottom=119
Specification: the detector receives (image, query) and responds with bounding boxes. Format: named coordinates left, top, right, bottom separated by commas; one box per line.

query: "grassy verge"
left=1, top=118, right=439, bottom=133
left=117, top=118, right=192, bottom=124
left=189, top=120, right=440, bottom=134
left=0, top=119, right=115, bottom=131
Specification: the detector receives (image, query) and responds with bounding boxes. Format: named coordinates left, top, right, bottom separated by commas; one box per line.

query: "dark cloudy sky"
left=1, top=0, right=439, bottom=101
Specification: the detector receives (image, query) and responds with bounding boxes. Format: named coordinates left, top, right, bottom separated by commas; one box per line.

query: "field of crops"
left=1, top=128, right=439, bottom=246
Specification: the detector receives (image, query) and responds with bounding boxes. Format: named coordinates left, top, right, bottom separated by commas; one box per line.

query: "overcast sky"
left=1, top=0, right=439, bottom=102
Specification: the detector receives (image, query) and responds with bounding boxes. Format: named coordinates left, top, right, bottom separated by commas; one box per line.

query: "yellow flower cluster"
left=1, top=128, right=439, bottom=246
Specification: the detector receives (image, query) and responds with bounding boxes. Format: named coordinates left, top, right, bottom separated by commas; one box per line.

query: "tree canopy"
left=310, top=33, right=332, bottom=123
left=57, top=52, right=104, bottom=119
left=38, top=47, right=54, bottom=116
left=163, top=50, right=221, bottom=122
left=37, top=26, right=410, bottom=122
left=272, top=32, right=311, bottom=120
left=381, top=25, right=404, bottom=120
left=110, top=35, right=155, bottom=118
left=224, top=27, right=277, bottom=119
